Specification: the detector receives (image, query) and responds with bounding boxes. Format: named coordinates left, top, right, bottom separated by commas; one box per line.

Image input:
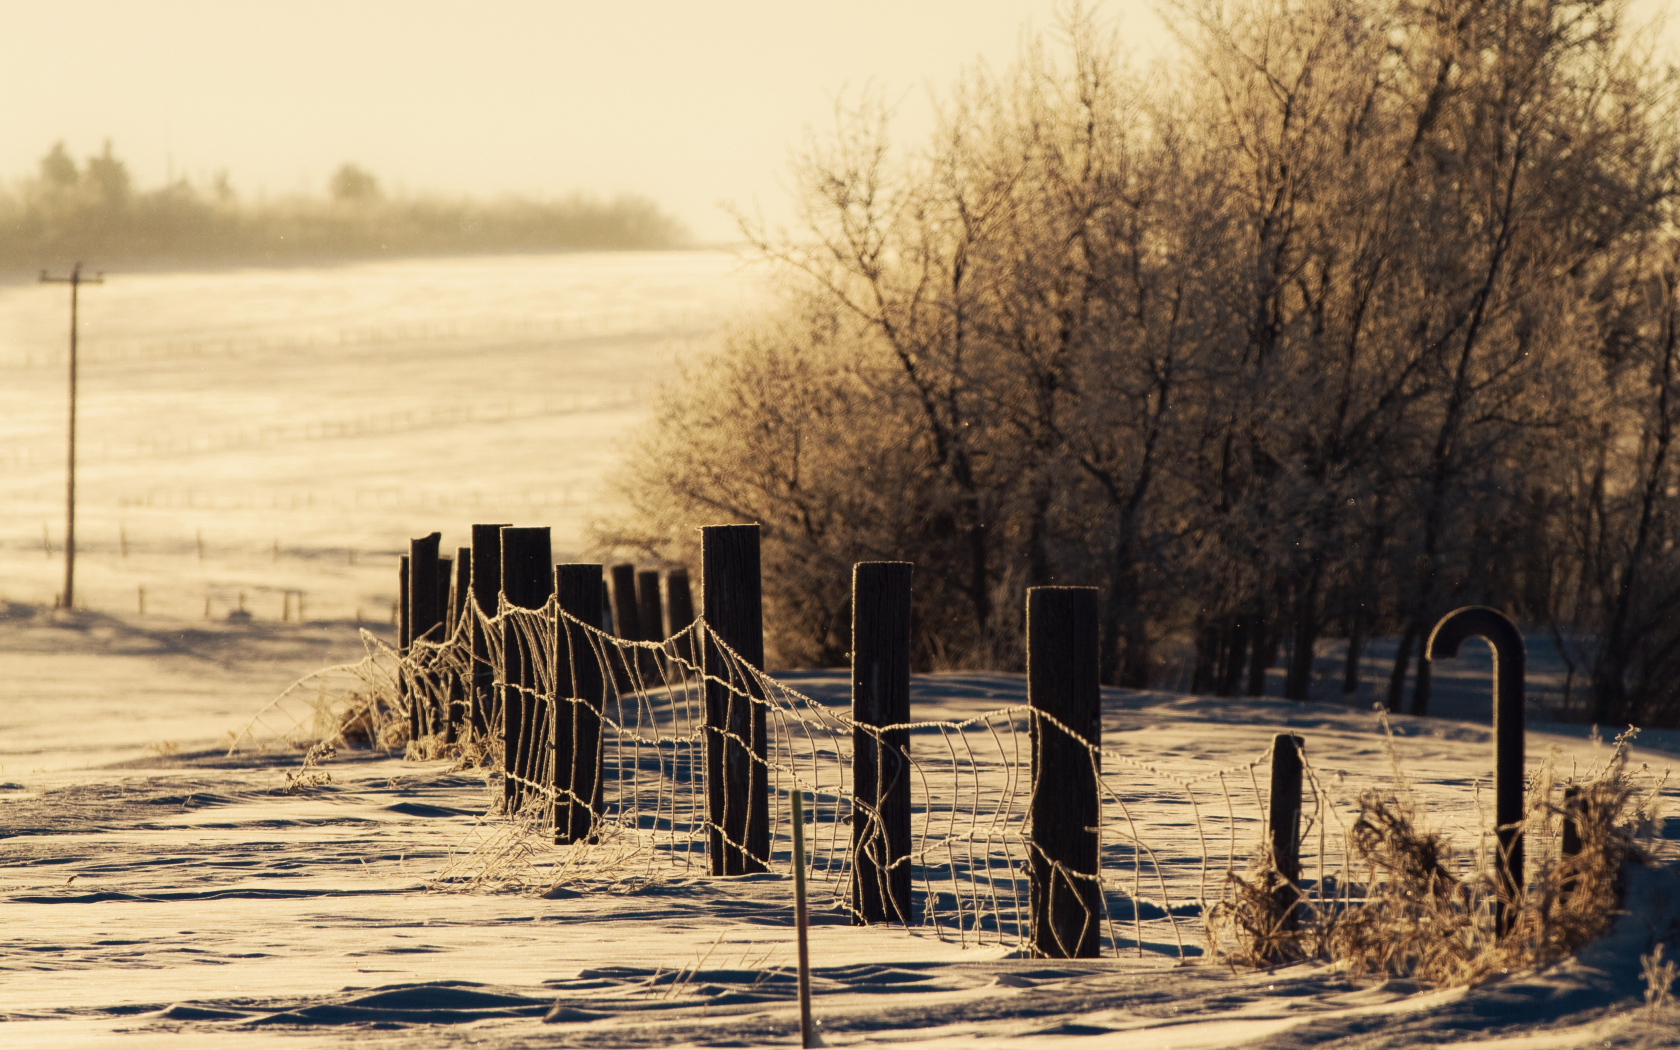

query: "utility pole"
left=39, top=263, right=103, bottom=611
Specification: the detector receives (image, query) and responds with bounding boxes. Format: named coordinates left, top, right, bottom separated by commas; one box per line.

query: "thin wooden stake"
left=792, top=789, right=814, bottom=1049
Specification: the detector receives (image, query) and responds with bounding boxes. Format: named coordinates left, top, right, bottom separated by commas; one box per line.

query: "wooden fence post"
left=666, top=566, right=695, bottom=665
left=555, top=564, right=606, bottom=844
left=702, top=524, right=768, bottom=876
left=610, top=563, right=640, bottom=638
left=409, top=533, right=443, bottom=741
left=469, top=523, right=511, bottom=740
left=852, top=561, right=913, bottom=924
left=446, top=548, right=471, bottom=742
left=1269, top=733, right=1304, bottom=933
left=398, top=554, right=410, bottom=732
left=435, top=555, right=452, bottom=736
left=637, top=569, right=663, bottom=641
left=1027, top=585, right=1102, bottom=959
left=437, top=556, right=453, bottom=630
left=608, top=563, right=640, bottom=691
left=500, top=526, right=552, bottom=811
left=1425, top=606, right=1525, bottom=934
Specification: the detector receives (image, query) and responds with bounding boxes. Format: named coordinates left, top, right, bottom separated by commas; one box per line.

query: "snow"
left=2, top=254, right=1677, bottom=1047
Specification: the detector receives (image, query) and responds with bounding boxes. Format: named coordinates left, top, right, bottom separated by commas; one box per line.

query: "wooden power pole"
left=39, top=263, right=103, bottom=611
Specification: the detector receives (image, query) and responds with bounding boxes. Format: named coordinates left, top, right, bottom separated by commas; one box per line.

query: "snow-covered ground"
left=2, top=609, right=1677, bottom=1048
left=3, top=254, right=1678, bottom=1047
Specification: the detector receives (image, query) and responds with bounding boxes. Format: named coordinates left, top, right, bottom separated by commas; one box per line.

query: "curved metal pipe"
left=1425, top=605, right=1526, bottom=934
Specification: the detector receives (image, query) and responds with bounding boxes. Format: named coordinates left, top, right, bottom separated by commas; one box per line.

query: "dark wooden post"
left=437, top=556, right=453, bottom=630
left=667, top=566, right=696, bottom=665
left=1561, top=785, right=1582, bottom=859
left=469, top=524, right=511, bottom=740
left=610, top=563, right=640, bottom=639
left=702, top=525, right=768, bottom=876
left=1027, top=586, right=1102, bottom=959
left=1560, top=784, right=1582, bottom=900
left=435, top=554, right=452, bottom=736
left=398, top=554, right=410, bottom=730
left=1426, top=606, right=1525, bottom=933
left=399, top=556, right=411, bottom=650
left=409, top=533, right=443, bottom=741
left=1269, top=733, right=1304, bottom=933
left=637, top=570, right=663, bottom=641
left=555, top=564, right=606, bottom=843
left=446, top=548, right=471, bottom=741
left=500, top=526, right=552, bottom=811
left=636, top=569, right=664, bottom=680
left=851, top=562, right=913, bottom=924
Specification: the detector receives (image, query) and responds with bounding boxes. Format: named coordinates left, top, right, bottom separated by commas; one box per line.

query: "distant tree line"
left=0, top=142, right=688, bottom=271
left=603, top=0, right=1680, bottom=727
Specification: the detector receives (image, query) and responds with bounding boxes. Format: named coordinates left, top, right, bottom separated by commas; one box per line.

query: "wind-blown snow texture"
left=2, top=613, right=1677, bottom=1048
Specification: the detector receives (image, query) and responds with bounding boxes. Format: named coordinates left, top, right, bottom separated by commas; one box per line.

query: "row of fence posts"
left=394, top=523, right=1559, bottom=957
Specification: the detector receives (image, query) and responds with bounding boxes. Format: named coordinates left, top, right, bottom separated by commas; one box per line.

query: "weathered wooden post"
left=555, top=564, right=606, bottom=844
left=446, top=548, right=471, bottom=741
left=1269, top=733, right=1304, bottom=934
left=1561, top=785, right=1582, bottom=859
left=637, top=570, right=664, bottom=641
left=667, top=566, right=696, bottom=666
left=702, top=525, right=769, bottom=875
left=469, top=524, right=511, bottom=740
left=1560, top=784, right=1582, bottom=899
left=851, top=562, right=913, bottom=924
left=1425, top=606, right=1525, bottom=934
left=610, top=563, right=640, bottom=639
left=1027, top=586, right=1102, bottom=959
left=398, top=554, right=410, bottom=731
left=409, top=533, right=443, bottom=741
left=607, top=563, right=640, bottom=692
left=437, top=555, right=452, bottom=627
left=435, top=554, right=452, bottom=736
left=635, top=568, right=664, bottom=679
left=500, top=526, right=552, bottom=810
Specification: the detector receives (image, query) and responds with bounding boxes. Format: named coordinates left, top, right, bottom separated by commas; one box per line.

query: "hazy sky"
left=0, top=1, right=1180, bottom=244
left=2, top=1, right=1672, bottom=245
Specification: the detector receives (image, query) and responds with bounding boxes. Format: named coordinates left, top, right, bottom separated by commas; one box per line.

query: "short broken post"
left=500, top=526, right=553, bottom=811
left=852, top=562, right=913, bottom=925
left=555, top=564, right=606, bottom=844
left=703, top=525, right=769, bottom=876
left=1269, top=733, right=1304, bottom=935
left=1426, top=606, right=1526, bottom=934
left=1027, top=586, right=1102, bottom=959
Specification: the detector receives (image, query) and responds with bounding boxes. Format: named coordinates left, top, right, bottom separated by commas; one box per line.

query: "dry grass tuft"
left=1205, top=859, right=1319, bottom=967
left=1643, top=944, right=1678, bottom=1020
left=1210, top=728, right=1666, bottom=986
left=283, top=742, right=337, bottom=793
left=327, top=690, right=406, bottom=752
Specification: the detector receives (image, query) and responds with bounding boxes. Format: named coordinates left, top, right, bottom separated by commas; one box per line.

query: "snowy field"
left=3, top=253, right=1679, bottom=1048
left=0, top=251, right=758, bottom=622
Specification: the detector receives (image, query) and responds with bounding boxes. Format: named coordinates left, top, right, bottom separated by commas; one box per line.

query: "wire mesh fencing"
left=232, top=596, right=1396, bottom=958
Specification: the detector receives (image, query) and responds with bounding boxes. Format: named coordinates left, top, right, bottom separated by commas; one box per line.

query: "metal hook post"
left=1425, top=606, right=1525, bottom=934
